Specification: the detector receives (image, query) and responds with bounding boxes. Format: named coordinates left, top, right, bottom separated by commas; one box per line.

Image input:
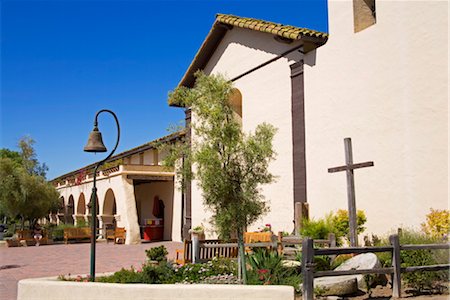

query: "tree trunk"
left=237, top=227, right=247, bottom=284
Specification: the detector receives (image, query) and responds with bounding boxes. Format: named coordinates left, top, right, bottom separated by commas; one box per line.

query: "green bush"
left=300, top=210, right=367, bottom=246
left=172, top=257, right=237, bottom=283
left=141, top=263, right=174, bottom=284
left=398, top=229, right=448, bottom=292
left=48, top=223, right=76, bottom=241
left=145, top=245, right=168, bottom=262
left=294, top=252, right=332, bottom=271
left=332, top=209, right=367, bottom=237
left=246, top=249, right=301, bottom=292
left=375, top=229, right=449, bottom=293
left=97, top=257, right=238, bottom=285
left=98, top=267, right=144, bottom=283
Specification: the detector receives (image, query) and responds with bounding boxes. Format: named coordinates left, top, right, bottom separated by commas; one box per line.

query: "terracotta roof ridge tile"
left=215, top=13, right=328, bottom=39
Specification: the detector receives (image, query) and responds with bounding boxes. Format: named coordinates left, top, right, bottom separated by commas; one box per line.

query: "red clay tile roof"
left=216, top=14, right=328, bottom=39
left=169, top=14, right=328, bottom=106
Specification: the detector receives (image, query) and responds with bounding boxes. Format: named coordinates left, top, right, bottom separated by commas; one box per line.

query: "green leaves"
left=0, top=137, right=59, bottom=223
left=167, top=72, right=277, bottom=239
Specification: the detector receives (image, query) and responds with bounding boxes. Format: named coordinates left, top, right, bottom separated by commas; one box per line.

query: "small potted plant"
left=260, top=223, right=272, bottom=233
left=189, top=224, right=205, bottom=240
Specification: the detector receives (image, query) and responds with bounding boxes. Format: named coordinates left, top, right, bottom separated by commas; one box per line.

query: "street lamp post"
left=84, top=109, right=120, bottom=282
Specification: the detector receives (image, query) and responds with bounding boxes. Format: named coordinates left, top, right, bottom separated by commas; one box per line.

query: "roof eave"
left=169, top=19, right=328, bottom=108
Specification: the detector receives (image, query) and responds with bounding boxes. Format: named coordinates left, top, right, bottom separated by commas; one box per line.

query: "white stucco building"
left=54, top=0, right=448, bottom=243
left=52, top=133, right=184, bottom=244
left=171, top=1, right=448, bottom=237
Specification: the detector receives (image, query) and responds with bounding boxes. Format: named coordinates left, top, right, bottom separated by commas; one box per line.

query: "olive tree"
left=168, top=72, right=277, bottom=282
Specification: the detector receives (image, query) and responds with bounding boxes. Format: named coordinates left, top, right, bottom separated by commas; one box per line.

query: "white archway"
left=75, top=193, right=87, bottom=225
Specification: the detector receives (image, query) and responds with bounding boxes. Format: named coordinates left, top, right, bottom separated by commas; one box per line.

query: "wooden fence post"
left=302, top=238, right=314, bottom=300
left=328, top=233, right=336, bottom=247
left=295, top=202, right=309, bottom=235
left=328, top=233, right=337, bottom=261
left=277, top=231, right=283, bottom=255
left=390, top=234, right=402, bottom=298
left=192, top=234, right=200, bottom=264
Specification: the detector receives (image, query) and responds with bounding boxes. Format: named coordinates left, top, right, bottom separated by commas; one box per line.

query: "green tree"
left=168, top=72, right=277, bottom=283
left=0, top=137, right=58, bottom=227
left=0, top=158, right=24, bottom=220
left=0, top=148, right=23, bottom=166
left=18, top=136, right=48, bottom=178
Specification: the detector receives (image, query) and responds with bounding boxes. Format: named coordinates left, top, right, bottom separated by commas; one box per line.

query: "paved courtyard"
left=0, top=241, right=182, bottom=300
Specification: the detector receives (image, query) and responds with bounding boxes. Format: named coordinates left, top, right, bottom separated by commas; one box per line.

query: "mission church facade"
left=52, top=0, right=448, bottom=244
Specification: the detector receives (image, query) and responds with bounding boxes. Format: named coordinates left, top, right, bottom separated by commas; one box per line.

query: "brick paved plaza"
left=0, top=241, right=182, bottom=300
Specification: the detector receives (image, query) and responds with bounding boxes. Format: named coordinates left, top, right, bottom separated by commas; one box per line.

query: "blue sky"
left=1, top=0, right=328, bottom=180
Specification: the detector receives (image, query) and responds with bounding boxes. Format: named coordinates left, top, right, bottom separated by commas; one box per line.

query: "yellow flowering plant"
left=421, top=208, right=450, bottom=239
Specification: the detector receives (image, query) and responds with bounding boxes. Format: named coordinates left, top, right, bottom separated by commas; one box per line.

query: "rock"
left=334, top=253, right=381, bottom=290
left=281, top=260, right=301, bottom=268
left=314, top=275, right=358, bottom=296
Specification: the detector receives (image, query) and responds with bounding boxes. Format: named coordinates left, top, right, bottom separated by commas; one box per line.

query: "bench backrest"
left=115, top=227, right=126, bottom=237
left=64, top=227, right=91, bottom=237
left=183, top=239, right=238, bottom=263
left=16, top=230, right=33, bottom=240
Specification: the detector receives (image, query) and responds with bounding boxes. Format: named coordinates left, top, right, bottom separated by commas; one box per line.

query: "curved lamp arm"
left=93, top=109, right=121, bottom=167
left=86, top=109, right=120, bottom=282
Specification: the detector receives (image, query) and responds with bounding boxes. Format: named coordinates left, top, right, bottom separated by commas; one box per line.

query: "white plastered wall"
left=171, top=172, right=183, bottom=242
left=304, top=0, right=449, bottom=235
left=134, top=181, right=175, bottom=240
left=190, top=27, right=305, bottom=236
left=56, top=174, right=141, bottom=244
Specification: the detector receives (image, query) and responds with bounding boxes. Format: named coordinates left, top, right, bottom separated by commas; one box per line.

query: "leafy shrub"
left=300, top=210, right=367, bottom=246
left=98, top=267, right=144, bottom=283
left=398, top=229, right=448, bottom=292
left=145, top=245, right=168, bottom=262
left=97, top=258, right=237, bottom=285
left=295, top=252, right=332, bottom=271
left=171, top=257, right=237, bottom=283
left=141, top=263, right=174, bottom=283
left=49, top=223, right=76, bottom=241
left=421, top=208, right=449, bottom=239
left=300, top=214, right=334, bottom=240
left=247, top=248, right=283, bottom=273
left=375, top=229, right=449, bottom=292
left=314, top=255, right=332, bottom=271
left=246, top=249, right=301, bottom=292
left=201, top=274, right=241, bottom=284
left=3, top=231, right=13, bottom=238
left=332, top=209, right=367, bottom=236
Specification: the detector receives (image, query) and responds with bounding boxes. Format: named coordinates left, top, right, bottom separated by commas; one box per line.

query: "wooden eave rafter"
left=169, top=14, right=328, bottom=107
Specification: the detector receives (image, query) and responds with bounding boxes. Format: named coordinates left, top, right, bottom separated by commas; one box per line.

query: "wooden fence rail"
left=190, top=233, right=336, bottom=263
left=302, top=234, right=450, bottom=300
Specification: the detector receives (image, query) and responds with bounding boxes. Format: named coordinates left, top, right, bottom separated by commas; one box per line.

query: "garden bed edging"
left=18, top=276, right=295, bottom=300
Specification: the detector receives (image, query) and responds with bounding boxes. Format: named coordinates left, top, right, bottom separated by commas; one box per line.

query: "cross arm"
left=328, top=161, right=374, bottom=173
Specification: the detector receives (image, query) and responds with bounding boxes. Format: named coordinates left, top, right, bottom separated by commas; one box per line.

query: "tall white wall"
left=191, top=28, right=304, bottom=235
left=304, top=0, right=448, bottom=235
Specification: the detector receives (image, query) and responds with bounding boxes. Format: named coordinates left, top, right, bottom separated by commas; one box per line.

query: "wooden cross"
left=328, top=138, right=374, bottom=247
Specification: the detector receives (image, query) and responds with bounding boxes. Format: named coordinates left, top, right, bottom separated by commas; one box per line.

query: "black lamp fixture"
left=84, top=109, right=120, bottom=282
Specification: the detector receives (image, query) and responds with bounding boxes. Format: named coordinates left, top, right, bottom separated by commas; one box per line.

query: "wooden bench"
left=176, top=239, right=238, bottom=264
left=64, top=227, right=91, bottom=244
left=16, top=229, right=52, bottom=246
left=106, top=227, right=126, bottom=244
